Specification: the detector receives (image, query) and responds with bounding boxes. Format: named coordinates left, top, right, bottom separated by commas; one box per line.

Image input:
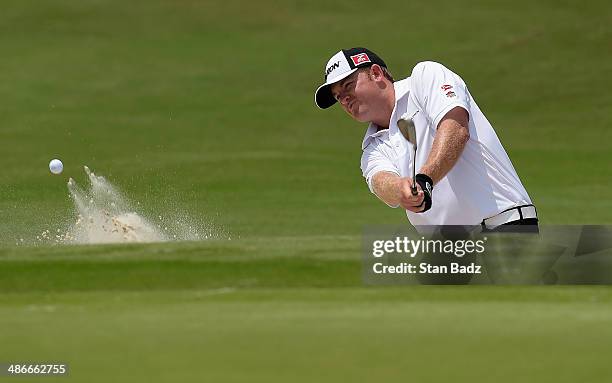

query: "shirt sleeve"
left=411, top=61, right=470, bottom=128
left=361, top=142, right=401, bottom=207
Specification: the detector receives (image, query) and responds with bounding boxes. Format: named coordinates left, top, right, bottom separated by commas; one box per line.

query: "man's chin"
left=353, top=113, right=369, bottom=123
left=345, top=108, right=368, bottom=122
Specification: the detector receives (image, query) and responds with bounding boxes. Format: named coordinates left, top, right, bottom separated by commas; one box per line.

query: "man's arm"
left=370, top=107, right=469, bottom=213
left=371, top=172, right=426, bottom=212
left=419, top=106, right=470, bottom=184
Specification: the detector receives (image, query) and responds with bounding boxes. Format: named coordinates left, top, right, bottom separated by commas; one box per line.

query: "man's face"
left=330, top=67, right=380, bottom=122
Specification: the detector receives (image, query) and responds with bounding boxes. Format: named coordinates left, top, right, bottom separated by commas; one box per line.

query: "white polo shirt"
left=360, top=61, right=533, bottom=225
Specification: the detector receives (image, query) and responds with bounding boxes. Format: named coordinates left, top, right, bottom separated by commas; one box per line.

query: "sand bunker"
left=36, top=166, right=213, bottom=245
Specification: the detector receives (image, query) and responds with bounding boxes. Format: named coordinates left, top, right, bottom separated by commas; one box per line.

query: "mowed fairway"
left=1, top=0, right=611, bottom=382
left=2, top=240, right=612, bottom=382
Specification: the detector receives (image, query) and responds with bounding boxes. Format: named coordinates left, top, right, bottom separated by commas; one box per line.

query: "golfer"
left=314, top=48, right=538, bottom=232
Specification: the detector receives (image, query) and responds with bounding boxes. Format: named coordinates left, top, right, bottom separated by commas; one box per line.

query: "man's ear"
left=370, top=64, right=385, bottom=81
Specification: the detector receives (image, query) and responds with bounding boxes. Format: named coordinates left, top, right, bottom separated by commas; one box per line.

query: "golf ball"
left=49, top=159, right=63, bottom=174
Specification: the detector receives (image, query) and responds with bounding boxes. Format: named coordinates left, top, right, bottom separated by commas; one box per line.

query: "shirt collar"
left=361, top=124, right=387, bottom=149
left=361, top=77, right=411, bottom=150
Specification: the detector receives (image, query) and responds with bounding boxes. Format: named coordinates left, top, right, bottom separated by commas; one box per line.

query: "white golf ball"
left=49, top=159, right=63, bottom=174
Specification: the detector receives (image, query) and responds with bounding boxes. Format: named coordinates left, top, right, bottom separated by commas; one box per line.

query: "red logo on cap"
left=350, top=53, right=371, bottom=66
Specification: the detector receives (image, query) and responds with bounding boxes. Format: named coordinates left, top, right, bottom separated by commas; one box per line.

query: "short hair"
left=361, top=65, right=394, bottom=82
left=381, top=67, right=394, bottom=82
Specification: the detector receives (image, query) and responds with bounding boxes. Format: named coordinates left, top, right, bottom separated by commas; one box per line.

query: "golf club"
left=397, top=113, right=418, bottom=196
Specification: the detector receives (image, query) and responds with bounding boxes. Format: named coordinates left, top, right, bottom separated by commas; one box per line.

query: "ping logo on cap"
left=350, top=53, right=371, bottom=66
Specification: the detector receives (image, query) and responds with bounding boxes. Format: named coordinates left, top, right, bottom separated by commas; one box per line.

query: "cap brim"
left=314, top=68, right=358, bottom=109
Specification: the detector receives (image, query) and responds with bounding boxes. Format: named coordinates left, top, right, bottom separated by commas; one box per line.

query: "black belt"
left=481, top=204, right=538, bottom=230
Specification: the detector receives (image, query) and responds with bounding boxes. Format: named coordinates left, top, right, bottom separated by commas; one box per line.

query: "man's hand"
left=372, top=172, right=432, bottom=213
left=399, top=177, right=426, bottom=212
left=370, top=108, right=466, bottom=213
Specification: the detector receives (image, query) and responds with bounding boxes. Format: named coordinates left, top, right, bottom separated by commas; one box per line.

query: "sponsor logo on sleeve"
left=441, top=84, right=453, bottom=91
left=350, top=53, right=371, bottom=66
left=446, top=91, right=456, bottom=98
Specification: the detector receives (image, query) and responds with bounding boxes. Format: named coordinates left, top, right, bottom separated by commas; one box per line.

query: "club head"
left=397, top=117, right=417, bottom=149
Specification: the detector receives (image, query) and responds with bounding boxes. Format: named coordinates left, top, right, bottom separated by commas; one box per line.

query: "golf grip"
left=411, top=185, right=418, bottom=196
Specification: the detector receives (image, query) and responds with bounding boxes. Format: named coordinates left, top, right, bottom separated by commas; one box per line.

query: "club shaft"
left=411, top=147, right=418, bottom=195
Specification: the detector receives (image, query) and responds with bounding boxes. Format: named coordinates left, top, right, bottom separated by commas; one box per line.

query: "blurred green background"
left=1, top=0, right=610, bottom=241
left=0, top=1, right=611, bottom=382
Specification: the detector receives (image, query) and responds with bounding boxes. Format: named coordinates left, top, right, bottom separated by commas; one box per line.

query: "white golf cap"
left=314, top=47, right=387, bottom=109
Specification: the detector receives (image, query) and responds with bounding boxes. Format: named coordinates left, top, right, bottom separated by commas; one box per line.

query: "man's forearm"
left=371, top=172, right=402, bottom=207
left=371, top=172, right=427, bottom=212
left=419, top=107, right=470, bottom=184
left=369, top=108, right=469, bottom=211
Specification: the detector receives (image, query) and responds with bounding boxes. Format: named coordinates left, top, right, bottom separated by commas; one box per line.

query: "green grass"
left=0, top=237, right=362, bottom=292
left=0, top=0, right=611, bottom=381
left=2, top=241, right=612, bottom=382
left=2, top=240, right=612, bottom=382
left=2, top=287, right=612, bottom=383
